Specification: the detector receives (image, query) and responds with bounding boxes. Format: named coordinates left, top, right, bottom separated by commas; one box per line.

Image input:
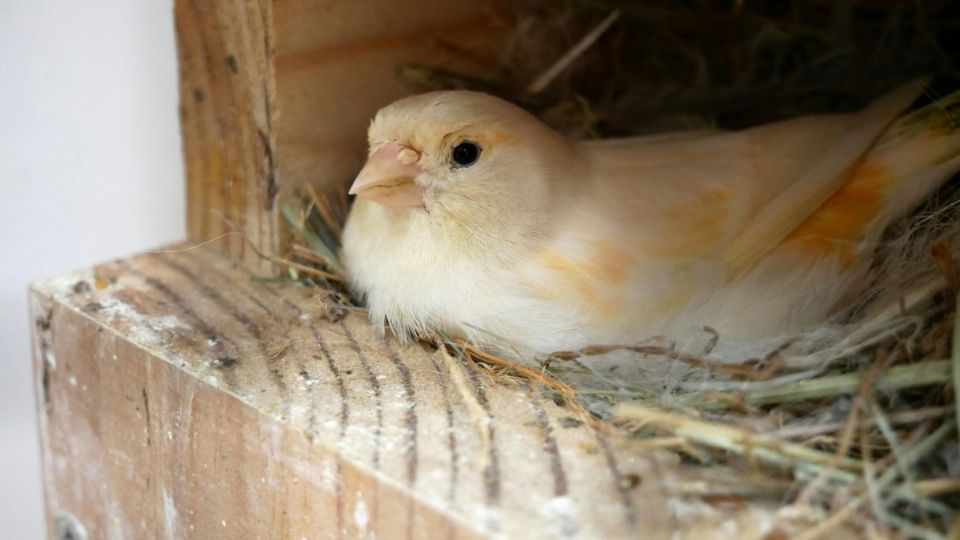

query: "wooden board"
left=31, top=247, right=824, bottom=539
left=176, top=0, right=277, bottom=271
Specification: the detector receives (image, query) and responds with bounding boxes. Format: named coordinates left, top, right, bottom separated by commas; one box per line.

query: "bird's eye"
left=451, top=141, right=481, bottom=167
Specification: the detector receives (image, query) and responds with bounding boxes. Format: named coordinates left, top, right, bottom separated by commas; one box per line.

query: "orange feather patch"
left=536, top=243, right=636, bottom=319
left=782, top=161, right=892, bottom=265
left=649, top=188, right=733, bottom=258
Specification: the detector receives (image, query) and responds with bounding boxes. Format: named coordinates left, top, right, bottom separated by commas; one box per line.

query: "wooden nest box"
left=31, top=2, right=831, bottom=539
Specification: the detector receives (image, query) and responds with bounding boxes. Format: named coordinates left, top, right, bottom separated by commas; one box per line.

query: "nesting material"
left=274, top=2, right=960, bottom=537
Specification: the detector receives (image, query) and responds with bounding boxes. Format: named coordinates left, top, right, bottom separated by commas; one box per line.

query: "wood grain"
left=272, top=0, right=507, bottom=194
left=31, top=248, right=825, bottom=539
left=176, top=0, right=278, bottom=272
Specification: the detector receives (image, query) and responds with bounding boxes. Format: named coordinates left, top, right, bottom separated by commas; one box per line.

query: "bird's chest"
left=344, top=208, right=514, bottom=333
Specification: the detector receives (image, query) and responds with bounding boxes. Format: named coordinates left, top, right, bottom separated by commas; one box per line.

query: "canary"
left=341, top=84, right=960, bottom=355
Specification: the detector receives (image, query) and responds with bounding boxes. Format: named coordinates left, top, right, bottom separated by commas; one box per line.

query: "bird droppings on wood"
left=71, top=280, right=91, bottom=294
left=213, top=356, right=238, bottom=369
left=324, top=302, right=346, bottom=323
left=617, top=473, right=642, bottom=491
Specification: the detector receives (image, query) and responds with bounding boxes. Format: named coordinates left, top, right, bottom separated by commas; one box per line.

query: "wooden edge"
left=29, top=246, right=835, bottom=539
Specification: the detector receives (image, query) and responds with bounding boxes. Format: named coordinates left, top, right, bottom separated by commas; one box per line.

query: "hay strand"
left=793, top=419, right=957, bottom=540
left=691, top=359, right=951, bottom=409
left=952, top=291, right=960, bottom=450
left=614, top=403, right=863, bottom=474
left=525, top=9, right=620, bottom=95
left=439, top=345, right=492, bottom=457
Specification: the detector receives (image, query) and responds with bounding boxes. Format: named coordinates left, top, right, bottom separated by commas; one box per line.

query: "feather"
left=721, top=80, right=926, bottom=277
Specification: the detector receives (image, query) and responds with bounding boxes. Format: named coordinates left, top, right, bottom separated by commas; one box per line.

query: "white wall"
left=0, top=2, right=184, bottom=537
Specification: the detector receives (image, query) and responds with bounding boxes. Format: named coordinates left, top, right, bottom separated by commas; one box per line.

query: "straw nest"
left=277, top=2, right=960, bottom=537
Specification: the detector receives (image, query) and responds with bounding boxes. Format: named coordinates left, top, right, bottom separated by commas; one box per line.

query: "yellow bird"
left=341, top=84, right=960, bottom=355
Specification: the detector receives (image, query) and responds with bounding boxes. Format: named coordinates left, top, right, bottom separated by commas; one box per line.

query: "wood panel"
left=272, top=0, right=508, bottom=193
left=31, top=248, right=828, bottom=539
left=175, top=0, right=278, bottom=272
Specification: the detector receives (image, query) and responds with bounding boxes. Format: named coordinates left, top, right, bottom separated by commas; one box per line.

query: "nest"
left=275, top=2, right=960, bottom=537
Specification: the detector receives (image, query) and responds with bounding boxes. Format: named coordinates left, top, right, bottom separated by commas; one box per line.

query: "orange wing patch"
left=783, top=161, right=892, bottom=266
left=587, top=241, right=634, bottom=284
left=535, top=243, right=636, bottom=319
left=649, top=188, right=733, bottom=258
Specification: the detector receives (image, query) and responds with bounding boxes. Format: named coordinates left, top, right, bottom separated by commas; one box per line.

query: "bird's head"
left=349, top=91, right=574, bottom=213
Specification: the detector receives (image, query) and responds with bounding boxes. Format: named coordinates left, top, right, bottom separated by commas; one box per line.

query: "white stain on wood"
left=162, top=488, right=180, bottom=539
left=354, top=491, right=369, bottom=532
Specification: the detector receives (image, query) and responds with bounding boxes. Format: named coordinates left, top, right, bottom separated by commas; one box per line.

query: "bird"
left=340, top=84, right=960, bottom=357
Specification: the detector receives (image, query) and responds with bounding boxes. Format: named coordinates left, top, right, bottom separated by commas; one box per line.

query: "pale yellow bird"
left=341, top=84, right=960, bottom=356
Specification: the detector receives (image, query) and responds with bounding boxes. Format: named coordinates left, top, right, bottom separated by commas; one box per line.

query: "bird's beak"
left=349, top=142, right=426, bottom=208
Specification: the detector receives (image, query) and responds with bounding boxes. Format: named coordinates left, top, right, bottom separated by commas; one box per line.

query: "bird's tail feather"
left=722, top=80, right=926, bottom=276
left=781, top=88, right=960, bottom=264
left=720, top=89, right=960, bottom=336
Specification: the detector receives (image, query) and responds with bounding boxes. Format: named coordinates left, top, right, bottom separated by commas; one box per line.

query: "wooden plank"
left=176, top=0, right=277, bottom=271
left=31, top=248, right=828, bottom=539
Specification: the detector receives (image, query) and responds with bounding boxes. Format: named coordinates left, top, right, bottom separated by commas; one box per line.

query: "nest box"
left=29, top=2, right=830, bottom=538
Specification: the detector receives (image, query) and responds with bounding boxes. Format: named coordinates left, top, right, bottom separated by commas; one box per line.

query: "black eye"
left=452, top=141, right=481, bottom=167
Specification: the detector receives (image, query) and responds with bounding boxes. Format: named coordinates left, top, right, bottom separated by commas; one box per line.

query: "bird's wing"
left=524, top=82, right=959, bottom=343
left=779, top=88, right=960, bottom=264
left=719, top=80, right=925, bottom=276
left=577, top=80, right=925, bottom=271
